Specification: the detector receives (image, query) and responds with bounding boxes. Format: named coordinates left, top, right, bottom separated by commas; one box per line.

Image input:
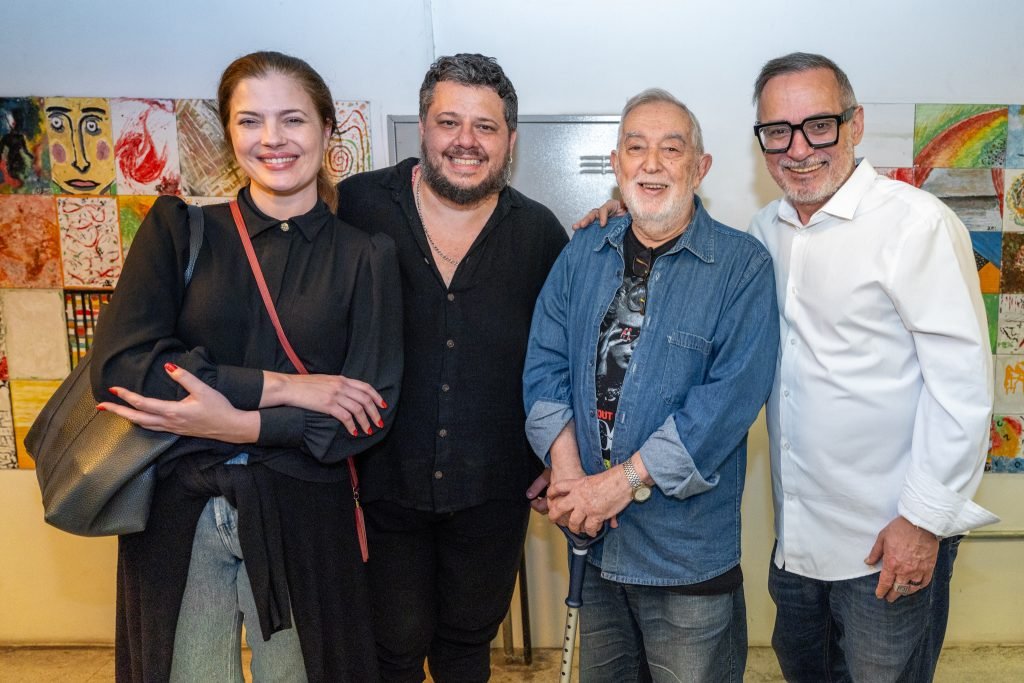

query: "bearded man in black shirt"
left=335, top=53, right=567, bottom=683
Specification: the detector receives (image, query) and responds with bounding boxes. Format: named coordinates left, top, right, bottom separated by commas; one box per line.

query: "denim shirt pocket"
left=660, top=331, right=713, bottom=405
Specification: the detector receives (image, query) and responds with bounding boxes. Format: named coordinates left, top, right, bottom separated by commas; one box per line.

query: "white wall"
left=3, top=0, right=1024, bottom=648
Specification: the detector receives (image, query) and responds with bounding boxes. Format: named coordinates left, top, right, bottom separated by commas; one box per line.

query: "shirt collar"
left=777, top=158, right=877, bottom=228
left=237, top=186, right=331, bottom=241
left=601, top=194, right=715, bottom=264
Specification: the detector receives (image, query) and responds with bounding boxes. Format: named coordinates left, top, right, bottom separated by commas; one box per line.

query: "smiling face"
left=611, top=100, right=711, bottom=245
left=419, top=81, right=516, bottom=206
left=757, top=68, right=863, bottom=223
left=46, top=97, right=115, bottom=194
left=227, top=73, right=330, bottom=216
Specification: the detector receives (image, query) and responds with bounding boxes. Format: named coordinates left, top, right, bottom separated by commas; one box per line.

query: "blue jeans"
left=169, top=494, right=307, bottom=683
left=905, top=535, right=962, bottom=681
left=578, top=569, right=747, bottom=683
left=769, top=548, right=938, bottom=683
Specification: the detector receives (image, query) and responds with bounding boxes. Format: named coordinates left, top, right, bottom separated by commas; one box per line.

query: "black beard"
left=419, top=143, right=512, bottom=206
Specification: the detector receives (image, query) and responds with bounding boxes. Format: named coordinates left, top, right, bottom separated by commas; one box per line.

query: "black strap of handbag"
left=184, top=204, right=204, bottom=285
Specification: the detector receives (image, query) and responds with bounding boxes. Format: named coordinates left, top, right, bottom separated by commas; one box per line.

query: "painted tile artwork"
left=917, top=167, right=1003, bottom=232
left=0, top=195, right=62, bottom=288
left=971, top=231, right=1002, bottom=294
left=117, top=195, right=157, bottom=256
left=0, top=97, right=50, bottom=194
left=1008, top=105, right=1024, bottom=169
left=44, top=97, right=117, bottom=195
left=9, top=379, right=61, bottom=469
left=0, top=289, right=69, bottom=381
left=65, top=291, right=109, bottom=368
left=0, top=382, right=15, bottom=469
left=176, top=99, right=246, bottom=197
left=112, top=98, right=182, bottom=196
left=984, top=294, right=999, bottom=354
left=326, top=101, right=372, bottom=184
left=1005, top=170, right=1024, bottom=232
left=914, top=104, right=1007, bottom=168
left=57, top=196, right=123, bottom=288
left=989, top=415, right=1024, bottom=472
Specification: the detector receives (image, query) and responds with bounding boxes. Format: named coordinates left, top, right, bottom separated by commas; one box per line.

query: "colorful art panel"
left=117, top=195, right=157, bottom=257
left=0, top=97, right=50, bottom=194
left=176, top=99, right=245, bottom=197
left=57, top=196, right=122, bottom=288
left=989, top=415, right=1024, bottom=473
left=0, top=381, right=15, bottom=469
left=44, top=97, right=117, bottom=195
left=9, top=379, right=61, bottom=468
left=0, top=195, right=62, bottom=288
left=1008, top=105, right=1024, bottom=169
left=971, top=231, right=1002, bottom=294
left=65, top=291, right=110, bottom=369
left=984, top=293, right=999, bottom=354
left=1005, top=169, right=1024, bottom=232
left=112, top=98, right=182, bottom=196
left=325, top=101, right=372, bottom=184
left=1001, top=234, right=1024, bottom=293
left=858, top=104, right=915, bottom=168
left=914, top=104, right=1007, bottom=169
left=917, top=167, right=1003, bottom=231
left=1001, top=293, right=1024, bottom=320
left=0, top=289, right=69, bottom=380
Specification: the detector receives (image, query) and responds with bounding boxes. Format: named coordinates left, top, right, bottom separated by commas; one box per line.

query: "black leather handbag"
left=25, top=204, right=204, bottom=536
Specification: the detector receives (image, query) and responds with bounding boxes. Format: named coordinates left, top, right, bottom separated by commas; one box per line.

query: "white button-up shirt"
left=749, top=160, right=997, bottom=580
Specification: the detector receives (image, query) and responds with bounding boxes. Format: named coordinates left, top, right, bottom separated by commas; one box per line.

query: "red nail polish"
left=381, top=400, right=389, bottom=409
left=164, top=362, right=178, bottom=373
left=376, top=419, right=384, bottom=429
left=366, top=427, right=374, bottom=435
left=108, top=387, right=119, bottom=396
left=351, top=429, right=359, bottom=437
left=96, top=405, right=107, bottom=411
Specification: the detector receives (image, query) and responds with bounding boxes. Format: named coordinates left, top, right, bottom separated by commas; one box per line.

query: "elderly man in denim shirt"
left=523, top=89, right=778, bottom=683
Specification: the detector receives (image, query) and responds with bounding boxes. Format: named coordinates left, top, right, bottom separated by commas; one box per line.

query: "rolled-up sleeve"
left=889, top=206, right=998, bottom=535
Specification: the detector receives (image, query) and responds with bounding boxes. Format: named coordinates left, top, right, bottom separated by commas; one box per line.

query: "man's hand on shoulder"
left=866, top=516, right=940, bottom=603
left=571, top=199, right=627, bottom=230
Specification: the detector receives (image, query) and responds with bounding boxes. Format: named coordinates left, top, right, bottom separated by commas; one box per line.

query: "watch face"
left=633, top=485, right=652, bottom=503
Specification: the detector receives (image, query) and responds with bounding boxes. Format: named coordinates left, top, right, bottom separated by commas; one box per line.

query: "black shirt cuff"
left=257, top=406, right=306, bottom=447
left=216, top=365, right=264, bottom=410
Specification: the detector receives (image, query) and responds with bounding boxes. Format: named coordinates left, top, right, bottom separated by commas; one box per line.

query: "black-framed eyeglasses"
left=753, top=106, right=858, bottom=154
left=626, top=249, right=653, bottom=315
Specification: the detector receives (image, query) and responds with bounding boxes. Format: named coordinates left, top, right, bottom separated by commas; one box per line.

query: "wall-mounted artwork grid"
left=0, top=96, right=372, bottom=469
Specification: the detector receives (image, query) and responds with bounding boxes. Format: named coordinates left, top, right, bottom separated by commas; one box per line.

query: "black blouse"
left=91, top=188, right=403, bottom=482
left=337, top=158, right=567, bottom=511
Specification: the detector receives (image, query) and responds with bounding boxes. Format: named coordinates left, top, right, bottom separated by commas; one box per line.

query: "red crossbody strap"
left=229, top=200, right=369, bottom=562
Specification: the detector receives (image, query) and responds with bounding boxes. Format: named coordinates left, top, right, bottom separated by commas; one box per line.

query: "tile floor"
left=1, top=645, right=1024, bottom=682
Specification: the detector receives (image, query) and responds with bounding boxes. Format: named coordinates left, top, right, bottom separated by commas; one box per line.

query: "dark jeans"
left=768, top=535, right=962, bottom=683
left=364, top=499, right=531, bottom=683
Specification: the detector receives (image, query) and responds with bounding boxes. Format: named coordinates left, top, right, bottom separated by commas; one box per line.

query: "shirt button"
left=438, top=428, right=448, bottom=438
left=789, top=338, right=796, bottom=346
left=280, top=222, right=290, bottom=232
left=783, top=389, right=790, bottom=398
left=447, top=293, right=455, bottom=302
left=783, top=442, right=791, bottom=450
left=434, top=470, right=443, bottom=480
left=446, top=339, right=455, bottom=349
left=441, top=383, right=450, bottom=392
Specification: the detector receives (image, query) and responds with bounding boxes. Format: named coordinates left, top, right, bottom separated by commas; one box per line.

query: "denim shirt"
left=523, top=197, right=779, bottom=585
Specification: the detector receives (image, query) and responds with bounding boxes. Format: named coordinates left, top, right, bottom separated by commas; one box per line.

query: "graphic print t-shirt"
left=595, top=228, right=677, bottom=468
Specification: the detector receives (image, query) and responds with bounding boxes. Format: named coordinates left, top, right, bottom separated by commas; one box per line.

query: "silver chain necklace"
left=413, top=167, right=461, bottom=267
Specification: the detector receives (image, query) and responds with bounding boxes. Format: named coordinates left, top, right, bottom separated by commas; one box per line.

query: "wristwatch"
left=622, top=459, right=652, bottom=503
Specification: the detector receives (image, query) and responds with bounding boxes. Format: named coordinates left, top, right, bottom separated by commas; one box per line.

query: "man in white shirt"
left=749, top=52, right=997, bottom=682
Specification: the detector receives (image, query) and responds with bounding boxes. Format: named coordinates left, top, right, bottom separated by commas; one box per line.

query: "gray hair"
left=419, top=53, right=518, bottom=132
left=752, top=52, right=858, bottom=112
left=619, top=88, right=705, bottom=156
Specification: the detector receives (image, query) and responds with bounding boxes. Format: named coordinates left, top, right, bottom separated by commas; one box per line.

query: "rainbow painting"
left=914, top=104, right=1007, bottom=168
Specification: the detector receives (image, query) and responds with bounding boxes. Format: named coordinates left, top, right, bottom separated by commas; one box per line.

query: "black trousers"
left=364, top=499, right=531, bottom=682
